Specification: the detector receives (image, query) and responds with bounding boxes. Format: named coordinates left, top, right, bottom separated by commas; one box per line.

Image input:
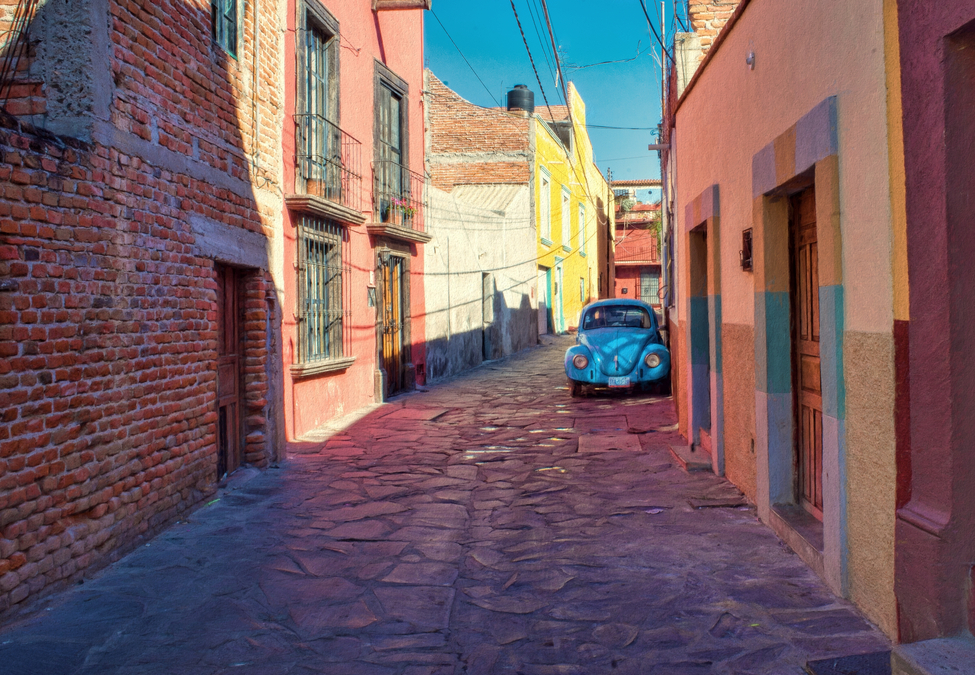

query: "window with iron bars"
left=297, top=8, right=341, bottom=200
left=211, top=0, right=238, bottom=58
left=296, top=216, right=348, bottom=363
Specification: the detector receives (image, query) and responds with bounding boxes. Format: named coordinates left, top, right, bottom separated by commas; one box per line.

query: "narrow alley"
left=0, top=337, right=888, bottom=675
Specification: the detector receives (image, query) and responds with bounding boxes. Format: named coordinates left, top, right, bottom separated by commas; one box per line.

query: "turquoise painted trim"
left=754, top=291, right=768, bottom=393
left=819, top=284, right=846, bottom=419
left=690, top=296, right=710, bottom=365
left=562, top=245, right=572, bottom=253
left=711, top=294, right=723, bottom=374
left=754, top=291, right=791, bottom=394
left=541, top=237, right=554, bottom=247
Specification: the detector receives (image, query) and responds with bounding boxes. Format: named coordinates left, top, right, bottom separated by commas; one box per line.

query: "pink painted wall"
left=895, top=0, right=975, bottom=642
left=282, top=1, right=426, bottom=438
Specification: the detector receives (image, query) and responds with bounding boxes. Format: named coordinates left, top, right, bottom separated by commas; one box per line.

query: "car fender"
left=565, top=344, right=593, bottom=376
left=641, top=343, right=671, bottom=381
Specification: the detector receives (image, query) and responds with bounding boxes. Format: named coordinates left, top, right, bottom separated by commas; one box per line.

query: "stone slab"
left=577, top=434, right=642, bottom=453
left=806, top=651, right=892, bottom=675
left=669, top=444, right=712, bottom=472
left=892, top=637, right=975, bottom=675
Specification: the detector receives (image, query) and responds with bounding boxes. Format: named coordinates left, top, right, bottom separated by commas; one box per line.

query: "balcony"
left=369, top=160, right=431, bottom=243
left=287, top=114, right=365, bottom=226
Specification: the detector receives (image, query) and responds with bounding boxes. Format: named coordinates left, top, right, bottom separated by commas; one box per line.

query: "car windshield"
left=583, top=305, right=655, bottom=330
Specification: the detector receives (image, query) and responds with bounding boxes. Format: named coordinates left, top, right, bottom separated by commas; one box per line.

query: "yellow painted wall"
left=534, top=84, right=609, bottom=331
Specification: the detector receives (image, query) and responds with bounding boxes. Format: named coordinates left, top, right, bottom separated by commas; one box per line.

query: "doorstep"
left=891, top=636, right=975, bottom=675
left=669, top=443, right=712, bottom=472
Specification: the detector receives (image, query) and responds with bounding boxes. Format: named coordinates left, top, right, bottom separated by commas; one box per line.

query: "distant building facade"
left=614, top=201, right=661, bottom=307
left=533, top=89, right=612, bottom=334
left=423, top=71, right=536, bottom=380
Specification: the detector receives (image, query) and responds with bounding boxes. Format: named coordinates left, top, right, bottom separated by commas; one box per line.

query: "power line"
left=673, top=0, right=689, bottom=32
left=524, top=0, right=557, bottom=86
left=637, top=0, right=676, bottom=65
left=430, top=9, right=500, bottom=106
left=509, top=0, right=556, bottom=123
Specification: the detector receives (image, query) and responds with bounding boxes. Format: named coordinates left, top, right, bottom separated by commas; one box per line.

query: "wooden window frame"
left=211, top=0, right=239, bottom=59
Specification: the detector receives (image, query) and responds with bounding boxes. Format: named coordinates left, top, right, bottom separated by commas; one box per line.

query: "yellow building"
left=534, top=84, right=612, bottom=334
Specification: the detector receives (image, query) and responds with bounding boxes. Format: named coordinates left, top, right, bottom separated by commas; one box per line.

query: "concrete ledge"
left=285, top=194, right=367, bottom=225
left=769, top=504, right=825, bottom=582
left=366, top=222, right=433, bottom=243
left=806, top=650, right=891, bottom=675
left=669, top=444, right=711, bottom=472
left=892, top=636, right=975, bottom=675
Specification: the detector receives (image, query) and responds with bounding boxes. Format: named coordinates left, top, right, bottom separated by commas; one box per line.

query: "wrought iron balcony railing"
left=295, top=114, right=362, bottom=212
left=373, top=160, right=426, bottom=234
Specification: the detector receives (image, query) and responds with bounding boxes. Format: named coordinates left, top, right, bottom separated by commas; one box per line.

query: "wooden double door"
left=216, top=265, right=243, bottom=478
left=791, top=187, right=823, bottom=519
left=379, top=252, right=406, bottom=396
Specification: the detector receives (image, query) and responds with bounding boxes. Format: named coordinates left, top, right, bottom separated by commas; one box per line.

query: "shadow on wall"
left=425, top=286, right=536, bottom=383
left=0, top=0, right=284, bottom=612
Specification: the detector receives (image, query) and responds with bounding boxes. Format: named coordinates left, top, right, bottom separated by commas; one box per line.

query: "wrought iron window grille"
left=296, top=216, right=350, bottom=363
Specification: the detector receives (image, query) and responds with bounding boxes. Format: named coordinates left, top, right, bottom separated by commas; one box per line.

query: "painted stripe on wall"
left=755, top=291, right=791, bottom=395
left=820, top=284, right=846, bottom=420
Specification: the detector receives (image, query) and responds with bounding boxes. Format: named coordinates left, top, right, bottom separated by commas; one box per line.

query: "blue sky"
left=424, top=1, right=685, bottom=200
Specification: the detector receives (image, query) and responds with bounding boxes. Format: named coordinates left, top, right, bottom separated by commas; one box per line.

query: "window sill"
left=562, top=245, right=572, bottom=253
left=541, top=237, right=553, bottom=247
left=579, top=251, right=587, bottom=258
left=286, top=194, right=366, bottom=226
left=291, top=357, right=356, bottom=379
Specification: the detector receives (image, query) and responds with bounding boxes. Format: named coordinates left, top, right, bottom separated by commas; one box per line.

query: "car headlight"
left=644, top=353, right=661, bottom=368
left=572, top=354, right=589, bottom=369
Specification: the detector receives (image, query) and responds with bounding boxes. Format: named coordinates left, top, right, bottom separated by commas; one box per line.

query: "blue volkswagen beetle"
left=564, top=299, right=670, bottom=397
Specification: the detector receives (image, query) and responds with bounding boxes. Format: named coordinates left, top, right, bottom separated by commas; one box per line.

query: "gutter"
left=673, top=0, right=753, bottom=117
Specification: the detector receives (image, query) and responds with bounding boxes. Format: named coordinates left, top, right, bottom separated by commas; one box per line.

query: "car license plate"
left=608, top=376, right=630, bottom=388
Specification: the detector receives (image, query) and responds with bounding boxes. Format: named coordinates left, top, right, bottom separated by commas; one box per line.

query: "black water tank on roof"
left=507, top=84, right=535, bottom=114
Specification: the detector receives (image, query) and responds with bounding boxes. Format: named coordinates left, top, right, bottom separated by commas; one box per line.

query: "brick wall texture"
left=0, top=0, right=283, bottom=613
left=688, top=1, right=742, bottom=52
left=425, top=71, right=531, bottom=191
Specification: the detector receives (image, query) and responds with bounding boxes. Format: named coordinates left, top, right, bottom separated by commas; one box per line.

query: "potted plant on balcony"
left=391, top=196, right=415, bottom=225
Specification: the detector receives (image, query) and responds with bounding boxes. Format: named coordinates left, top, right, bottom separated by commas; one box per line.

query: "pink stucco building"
left=281, top=0, right=430, bottom=439
left=664, top=0, right=975, bottom=667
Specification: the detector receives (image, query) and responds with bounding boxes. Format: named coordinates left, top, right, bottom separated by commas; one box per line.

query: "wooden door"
left=380, top=254, right=405, bottom=395
left=554, top=261, right=564, bottom=333
left=791, top=188, right=823, bottom=519
left=215, top=265, right=242, bottom=478
left=537, top=267, right=550, bottom=335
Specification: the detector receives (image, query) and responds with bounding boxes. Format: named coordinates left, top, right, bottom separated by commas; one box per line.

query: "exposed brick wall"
left=0, top=0, right=44, bottom=118
left=430, top=162, right=530, bottom=190
left=425, top=70, right=531, bottom=192
left=688, top=1, right=742, bottom=53
left=0, top=0, right=282, bottom=614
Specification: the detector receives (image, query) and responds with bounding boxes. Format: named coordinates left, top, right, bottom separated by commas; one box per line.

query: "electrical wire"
left=673, top=0, right=689, bottom=32
left=524, top=0, right=557, bottom=86
left=509, top=0, right=556, bottom=124
left=637, top=0, right=676, bottom=65
left=429, top=9, right=501, bottom=106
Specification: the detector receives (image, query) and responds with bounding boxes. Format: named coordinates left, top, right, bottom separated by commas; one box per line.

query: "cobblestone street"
left=0, top=336, right=889, bottom=674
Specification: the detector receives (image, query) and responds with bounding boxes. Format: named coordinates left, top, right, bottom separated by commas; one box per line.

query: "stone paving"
left=0, top=336, right=889, bottom=674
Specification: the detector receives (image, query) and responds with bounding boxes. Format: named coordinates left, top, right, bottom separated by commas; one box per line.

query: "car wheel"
left=569, top=381, right=582, bottom=397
